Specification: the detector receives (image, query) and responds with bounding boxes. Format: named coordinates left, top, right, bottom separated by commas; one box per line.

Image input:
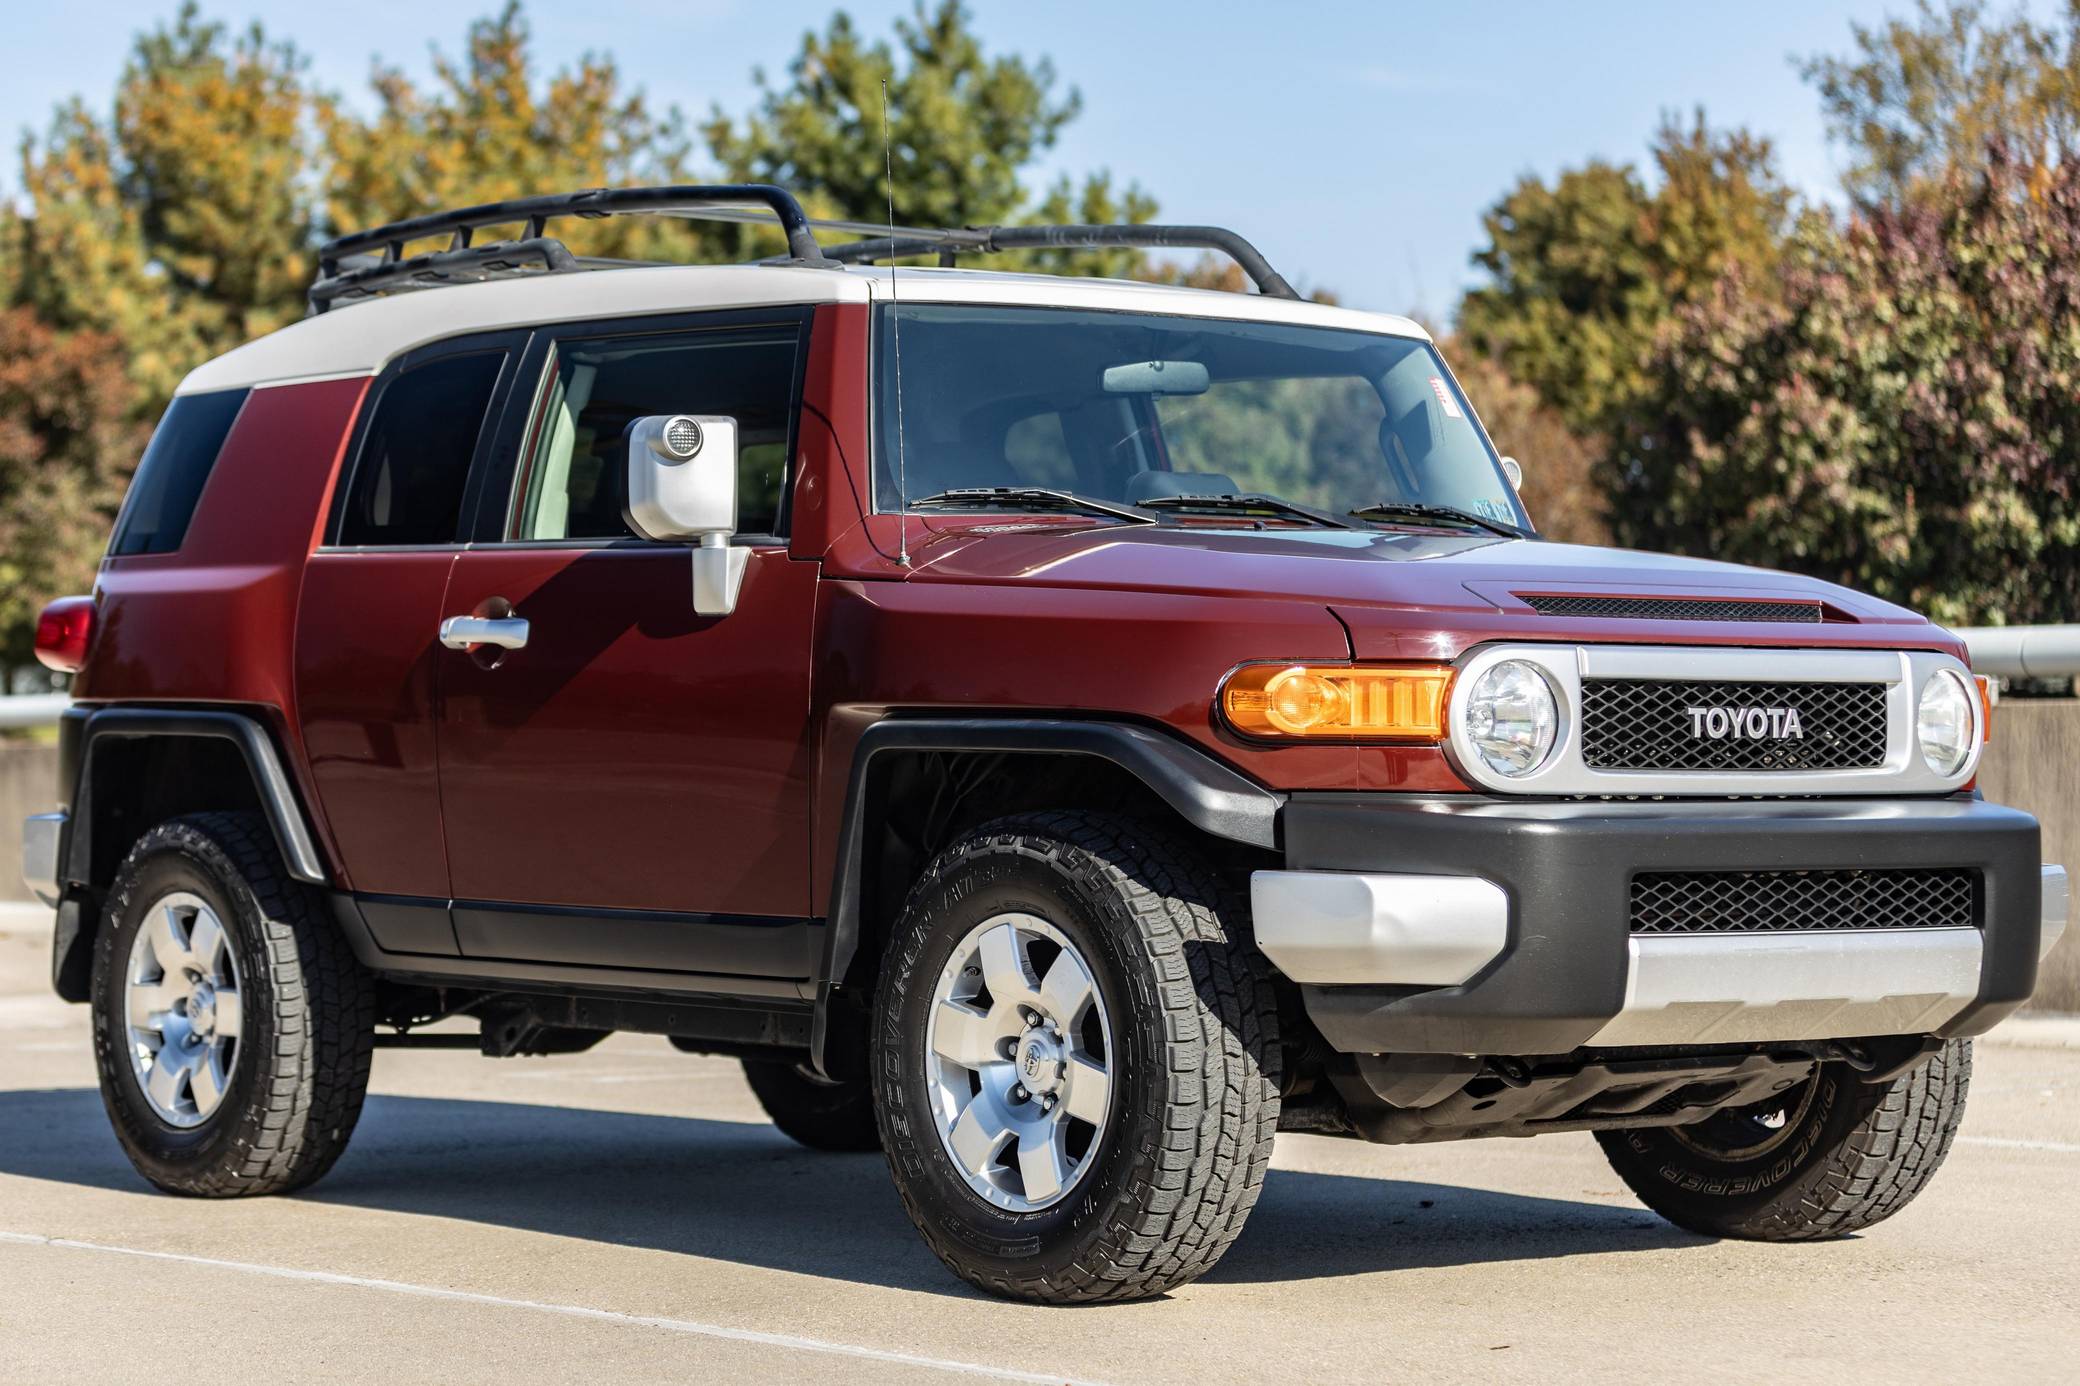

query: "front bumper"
left=1255, top=794, right=2057, bottom=1056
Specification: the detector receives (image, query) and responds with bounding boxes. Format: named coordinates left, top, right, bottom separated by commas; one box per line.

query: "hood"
left=893, top=521, right=1946, bottom=658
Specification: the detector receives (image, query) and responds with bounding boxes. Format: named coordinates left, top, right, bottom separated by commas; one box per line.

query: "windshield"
left=872, top=304, right=1526, bottom=530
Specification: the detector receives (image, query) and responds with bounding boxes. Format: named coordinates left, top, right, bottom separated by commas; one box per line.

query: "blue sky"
left=0, top=2, right=2051, bottom=318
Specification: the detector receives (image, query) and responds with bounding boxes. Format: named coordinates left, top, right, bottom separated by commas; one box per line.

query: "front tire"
left=1597, top=1040, right=1971, bottom=1240
left=91, top=812, right=375, bottom=1197
left=872, top=812, right=1280, bottom=1303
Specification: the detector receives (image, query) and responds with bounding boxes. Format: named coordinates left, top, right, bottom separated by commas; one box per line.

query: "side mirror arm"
left=692, top=533, right=748, bottom=617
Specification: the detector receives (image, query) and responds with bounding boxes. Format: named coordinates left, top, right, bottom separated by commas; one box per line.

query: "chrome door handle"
left=439, top=615, right=530, bottom=651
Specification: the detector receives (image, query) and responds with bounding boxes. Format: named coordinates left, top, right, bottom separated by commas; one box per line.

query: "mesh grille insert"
left=1580, top=679, right=1888, bottom=772
left=1630, top=869, right=1979, bottom=934
left=1522, top=595, right=1823, bottom=623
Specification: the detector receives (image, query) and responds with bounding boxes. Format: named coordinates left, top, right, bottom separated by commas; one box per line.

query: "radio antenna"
left=882, top=78, right=911, bottom=568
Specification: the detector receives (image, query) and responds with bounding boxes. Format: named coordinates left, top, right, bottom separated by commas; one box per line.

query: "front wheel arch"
left=812, top=718, right=1286, bottom=1075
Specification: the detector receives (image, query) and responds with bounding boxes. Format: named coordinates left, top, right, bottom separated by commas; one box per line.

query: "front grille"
left=1630, top=868, right=1980, bottom=934
left=1522, top=595, right=1822, bottom=623
left=1580, top=679, right=1888, bottom=772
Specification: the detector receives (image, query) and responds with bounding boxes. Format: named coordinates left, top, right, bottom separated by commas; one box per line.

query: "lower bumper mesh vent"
left=1630, top=869, right=1979, bottom=934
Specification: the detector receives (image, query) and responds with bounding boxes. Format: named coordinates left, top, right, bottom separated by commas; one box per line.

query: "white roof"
left=175, top=263, right=1432, bottom=396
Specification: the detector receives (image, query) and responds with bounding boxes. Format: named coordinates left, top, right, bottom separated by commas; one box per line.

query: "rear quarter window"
left=335, top=352, right=506, bottom=547
left=107, top=387, right=250, bottom=557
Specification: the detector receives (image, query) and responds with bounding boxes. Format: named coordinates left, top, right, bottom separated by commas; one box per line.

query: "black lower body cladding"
left=1280, top=794, right=2042, bottom=1056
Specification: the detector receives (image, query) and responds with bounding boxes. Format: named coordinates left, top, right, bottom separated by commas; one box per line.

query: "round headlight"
left=1463, top=659, right=1559, bottom=777
left=1917, top=669, right=1976, bottom=776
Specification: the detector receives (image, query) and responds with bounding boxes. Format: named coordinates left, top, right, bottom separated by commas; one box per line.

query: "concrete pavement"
left=1, top=904, right=2075, bottom=1384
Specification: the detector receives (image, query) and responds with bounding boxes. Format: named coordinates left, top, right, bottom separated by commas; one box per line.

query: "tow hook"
left=1804, top=1036, right=1944, bottom=1083
left=1487, top=1056, right=1533, bottom=1087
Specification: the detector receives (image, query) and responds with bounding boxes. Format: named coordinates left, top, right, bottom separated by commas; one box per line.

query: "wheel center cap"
left=187, top=981, right=217, bottom=1039
left=1017, top=1031, right=1065, bottom=1096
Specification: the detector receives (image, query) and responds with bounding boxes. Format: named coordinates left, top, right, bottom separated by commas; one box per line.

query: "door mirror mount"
left=625, top=414, right=747, bottom=616
left=693, top=533, right=749, bottom=618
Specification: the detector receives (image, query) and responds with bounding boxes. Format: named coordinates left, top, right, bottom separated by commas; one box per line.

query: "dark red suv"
left=19, top=187, right=2068, bottom=1303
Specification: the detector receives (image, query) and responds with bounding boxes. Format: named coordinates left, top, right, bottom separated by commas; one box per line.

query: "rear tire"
left=1596, top=1040, right=1971, bottom=1240
left=90, top=812, right=375, bottom=1197
left=872, top=811, right=1280, bottom=1304
left=741, top=1058, right=881, bottom=1151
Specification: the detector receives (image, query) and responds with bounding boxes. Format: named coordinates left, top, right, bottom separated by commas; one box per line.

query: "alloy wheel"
left=123, top=891, right=242, bottom=1128
left=923, top=912, right=1113, bottom=1212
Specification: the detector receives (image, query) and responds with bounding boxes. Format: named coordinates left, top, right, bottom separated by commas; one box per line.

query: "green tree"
left=706, top=1, right=1154, bottom=274
left=1617, top=148, right=2080, bottom=625
left=1799, top=0, right=2080, bottom=204
left=1457, top=112, right=1795, bottom=439
left=322, top=2, right=716, bottom=261
left=13, top=5, right=318, bottom=410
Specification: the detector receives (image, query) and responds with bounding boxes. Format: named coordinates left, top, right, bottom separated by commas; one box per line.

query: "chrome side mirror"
left=625, top=415, right=747, bottom=616
left=1499, top=456, right=1523, bottom=491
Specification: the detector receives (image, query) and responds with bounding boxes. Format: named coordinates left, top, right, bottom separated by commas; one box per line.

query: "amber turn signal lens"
left=1973, top=674, right=1995, bottom=742
left=1221, top=663, right=1453, bottom=741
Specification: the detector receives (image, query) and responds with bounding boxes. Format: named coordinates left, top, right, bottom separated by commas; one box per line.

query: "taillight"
left=33, top=595, right=96, bottom=674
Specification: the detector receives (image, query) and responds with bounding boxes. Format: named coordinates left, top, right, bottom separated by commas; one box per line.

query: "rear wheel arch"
left=53, top=708, right=331, bottom=1002
left=812, top=718, right=1284, bottom=1075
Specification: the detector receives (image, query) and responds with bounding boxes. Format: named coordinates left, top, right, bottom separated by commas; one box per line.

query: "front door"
left=435, top=310, right=820, bottom=981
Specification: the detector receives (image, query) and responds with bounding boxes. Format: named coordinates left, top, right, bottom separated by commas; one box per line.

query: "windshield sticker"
left=1428, top=377, right=1464, bottom=419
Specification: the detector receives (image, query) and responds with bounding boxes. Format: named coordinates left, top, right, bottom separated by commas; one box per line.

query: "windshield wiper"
left=1133, top=493, right=1357, bottom=529
left=907, top=487, right=1156, bottom=525
left=1349, top=500, right=1528, bottom=539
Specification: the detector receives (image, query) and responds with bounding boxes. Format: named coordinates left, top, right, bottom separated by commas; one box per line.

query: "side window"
left=108, top=388, right=249, bottom=556
left=511, top=324, right=800, bottom=542
left=337, top=352, right=505, bottom=546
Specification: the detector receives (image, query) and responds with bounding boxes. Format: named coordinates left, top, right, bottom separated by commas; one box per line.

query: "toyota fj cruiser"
left=19, top=186, right=2070, bottom=1304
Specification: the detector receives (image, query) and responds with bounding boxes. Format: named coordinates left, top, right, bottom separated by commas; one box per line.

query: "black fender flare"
left=811, top=716, right=1284, bottom=1072
left=62, top=706, right=330, bottom=889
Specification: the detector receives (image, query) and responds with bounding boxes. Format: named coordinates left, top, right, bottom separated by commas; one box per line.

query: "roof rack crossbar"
left=815, top=223, right=1301, bottom=300
left=312, top=183, right=832, bottom=311
left=310, top=237, right=582, bottom=308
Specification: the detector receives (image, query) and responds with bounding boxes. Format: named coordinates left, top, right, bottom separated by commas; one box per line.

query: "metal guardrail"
left=1956, top=626, right=2080, bottom=680
left=0, top=694, right=69, bottom=731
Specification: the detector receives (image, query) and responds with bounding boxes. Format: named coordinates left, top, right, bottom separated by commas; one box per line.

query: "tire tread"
left=94, top=811, right=374, bottom=1197
left=877, top=810, right=1280, bottom=1303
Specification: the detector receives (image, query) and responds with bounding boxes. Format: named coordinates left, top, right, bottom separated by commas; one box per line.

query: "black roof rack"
left=309, top=183, right=1300, bottom=312
left=806, top=221, right=1298, bottom=300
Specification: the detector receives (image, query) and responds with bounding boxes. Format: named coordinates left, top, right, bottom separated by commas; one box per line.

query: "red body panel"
left=293, top=551, right=454, bottom=897
left=71, top=303, right=1974, bottom=940
left=77, top=376, right=369, bottom=875
left=436, top=545, right=818, bottom=922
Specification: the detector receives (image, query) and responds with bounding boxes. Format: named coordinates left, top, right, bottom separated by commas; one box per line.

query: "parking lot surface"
left=2, top=904, right=2075, bottom=1384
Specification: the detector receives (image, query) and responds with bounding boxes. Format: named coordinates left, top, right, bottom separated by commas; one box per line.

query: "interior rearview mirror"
left=1499, top=456, right=1523, bottom=491
left=1101, top=360, right=1210, bottom=395
left=624, top=414, right=748, bottom=616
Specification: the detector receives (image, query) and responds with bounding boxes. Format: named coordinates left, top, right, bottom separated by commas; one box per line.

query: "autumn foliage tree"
left=0, top=309, right=144, bottom=674
left=1616, top=148, right=2080, bottom=626
left=1457, top=112, right=1796, bottom=442
left=0, top=1, right=1157, bottom=676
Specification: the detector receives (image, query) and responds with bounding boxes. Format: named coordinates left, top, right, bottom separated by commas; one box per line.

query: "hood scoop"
left=1517, top=594, right=1826, bottom=624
